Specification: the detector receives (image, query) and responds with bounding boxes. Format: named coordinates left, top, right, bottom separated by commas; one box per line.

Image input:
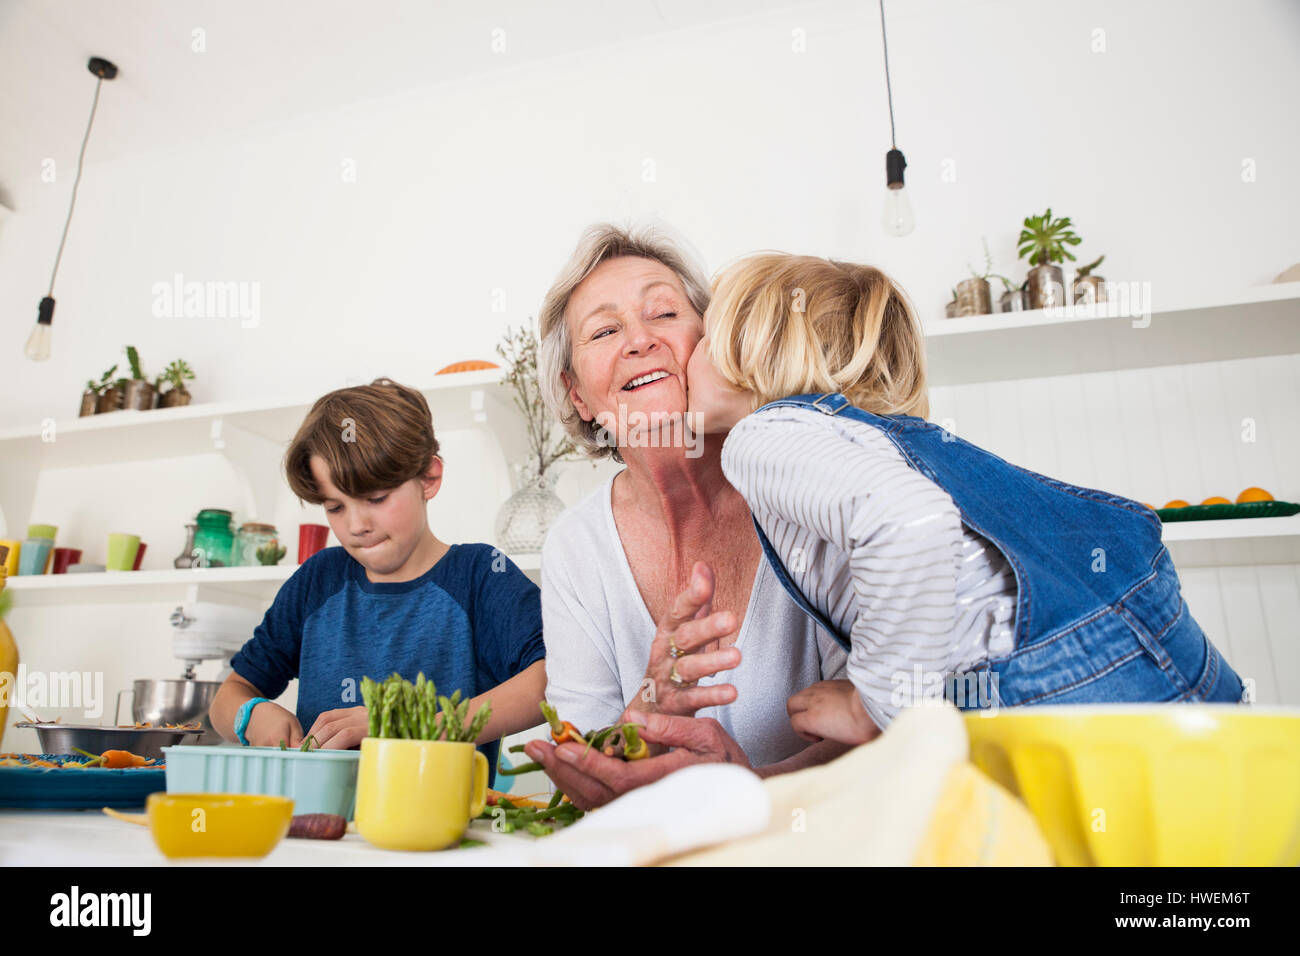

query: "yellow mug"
left=355, top=737, right=488, bottom=851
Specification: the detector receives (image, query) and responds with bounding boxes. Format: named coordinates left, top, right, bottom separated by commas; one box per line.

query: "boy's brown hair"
left=284, top=378, right=440, bottom=504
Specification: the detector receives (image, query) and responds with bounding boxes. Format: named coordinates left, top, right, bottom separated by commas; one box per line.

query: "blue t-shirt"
left=230, top=544, right=543, bottom=772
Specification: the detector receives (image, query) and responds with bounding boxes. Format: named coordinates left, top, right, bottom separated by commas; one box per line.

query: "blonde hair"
left=704, top=253, right=929, bottom=419
left=538, top=222, right=711, bottom=459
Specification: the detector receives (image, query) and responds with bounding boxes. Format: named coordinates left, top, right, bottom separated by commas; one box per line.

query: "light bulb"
left=25, top=320, right=52, bottom=361
left=883, top=185, right=915, bottom=237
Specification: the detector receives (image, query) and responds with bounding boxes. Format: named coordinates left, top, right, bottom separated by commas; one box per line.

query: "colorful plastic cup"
left=298, top=524, right=329, bottom=564
left=131, top=542, right=148, bottom=571
left=18, top=538, right=53, bottom=575
left=52, top=548, right=83, bottom=574
left=27, top=524, right=58, bottom=541
left=0, top=541, right=19, bottom=578
left=106, top=533, right=141, bottom=571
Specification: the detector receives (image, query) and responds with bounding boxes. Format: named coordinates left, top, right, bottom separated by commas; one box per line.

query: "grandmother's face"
left=563, top=257, right=702, bottom=444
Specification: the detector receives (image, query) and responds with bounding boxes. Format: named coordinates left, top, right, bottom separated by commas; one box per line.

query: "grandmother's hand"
left=637, top=562, right=742, bottom=719
left=523, top=711, right=753, bottom=811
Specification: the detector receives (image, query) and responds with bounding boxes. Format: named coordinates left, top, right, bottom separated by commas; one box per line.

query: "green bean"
left=495, top=760, right=543, bottom=776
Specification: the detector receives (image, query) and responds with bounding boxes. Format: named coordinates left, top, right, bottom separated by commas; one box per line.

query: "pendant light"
left=878, top=2, right=914, bottom=237
left=26, top=56, right=118, bottom=361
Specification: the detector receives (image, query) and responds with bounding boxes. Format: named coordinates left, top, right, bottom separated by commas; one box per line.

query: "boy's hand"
left=306, top=707, right=369, bottom=750
left=245, top=701, right=304, bottom=748
left=786, top=680, right=881, bottom=746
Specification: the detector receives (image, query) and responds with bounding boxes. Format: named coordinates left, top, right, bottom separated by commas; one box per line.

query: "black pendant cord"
left=47, top=75, right=105, bottom=296
left=879, top=0, right=896, bottom=150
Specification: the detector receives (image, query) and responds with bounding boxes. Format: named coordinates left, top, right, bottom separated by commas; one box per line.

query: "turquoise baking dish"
left=162, top=746, right=361, bottom=819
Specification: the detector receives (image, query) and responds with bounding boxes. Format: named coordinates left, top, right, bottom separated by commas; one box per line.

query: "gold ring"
left=670, top=663, right=694, bottom=688
left=669, top=636, right=683, bottom=659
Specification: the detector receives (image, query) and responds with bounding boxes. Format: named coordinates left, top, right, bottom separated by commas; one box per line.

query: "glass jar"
left=192, top=509, right=235, bottom=568
left=237, top=523, right=279, bottom=567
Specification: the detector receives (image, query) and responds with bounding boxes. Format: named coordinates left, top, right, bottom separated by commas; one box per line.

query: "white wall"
left=2, top=0, right=1298, bottom=751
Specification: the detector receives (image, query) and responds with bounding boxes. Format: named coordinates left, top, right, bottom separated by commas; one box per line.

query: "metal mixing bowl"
left=117, top=679, right=223, bottom=746
left=16, top=723, right=200, bottom=760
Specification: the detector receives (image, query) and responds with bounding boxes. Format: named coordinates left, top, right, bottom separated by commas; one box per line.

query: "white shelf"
left=0, top=367, right=514, bottom=459
left=3, top=553, right=543, bottom=607
left=924, top=282, right=1300, bottom=386
left=0, top=369, right=530, bottom=545
left=1162, top=515, right=1300, bottom=568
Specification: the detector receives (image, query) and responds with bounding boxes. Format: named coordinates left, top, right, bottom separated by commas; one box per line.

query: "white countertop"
left=0, top=809, right=537, bottom=867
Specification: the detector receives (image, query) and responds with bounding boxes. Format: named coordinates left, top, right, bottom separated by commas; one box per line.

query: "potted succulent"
left=944, top=288, right=959, bottom=319
left=94, top=364, right=124, bottom=413
left=80, top=364, right=117, bottom=417
left=156, top=359, right=196, bottom=408
left=997, top=277, right=1031, bottom=313
left=121, top=345, right=155, bottom=411
left=1017, top=208, right=1081, bottom=309
left=1073, top=255, right=1107, bottom=305
left=955, top=239, right=999, bottom=317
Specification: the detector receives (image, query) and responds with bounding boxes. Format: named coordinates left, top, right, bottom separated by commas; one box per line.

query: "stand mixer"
left=114, top=601, right=262, bottom=745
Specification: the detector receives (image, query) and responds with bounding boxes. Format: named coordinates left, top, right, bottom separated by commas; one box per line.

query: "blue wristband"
left=234, top=697, right=270, bottom=746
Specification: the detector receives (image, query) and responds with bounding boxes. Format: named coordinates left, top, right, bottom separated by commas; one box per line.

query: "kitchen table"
left=0, top=809, right=548, bottom=866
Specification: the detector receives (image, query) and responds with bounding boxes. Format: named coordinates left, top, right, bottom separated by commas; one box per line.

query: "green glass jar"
left=192, top=509, right=235, bottom=568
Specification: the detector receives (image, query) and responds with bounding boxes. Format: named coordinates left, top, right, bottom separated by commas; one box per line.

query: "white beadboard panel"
left=929, top=353, right=1299, bottom=507
left=1255, top=566, right=1300, bottom=705
left=1211, top=567, right=1281, bottom=705
left=1179, top=568, right=1235, bottom=664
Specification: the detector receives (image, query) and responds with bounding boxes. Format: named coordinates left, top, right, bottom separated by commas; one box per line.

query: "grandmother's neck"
left=618, top=439, right=737, bottom=530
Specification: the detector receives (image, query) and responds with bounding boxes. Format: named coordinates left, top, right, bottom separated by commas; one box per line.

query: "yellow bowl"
left=146, top=792, right=294, bottom=859
left=963, top=705, right=1300, bottom=866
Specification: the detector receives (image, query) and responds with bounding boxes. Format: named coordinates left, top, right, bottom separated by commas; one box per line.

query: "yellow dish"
left=963, top=705, right=1300, bottom=866
left=146, top=792, right=293, bottom=858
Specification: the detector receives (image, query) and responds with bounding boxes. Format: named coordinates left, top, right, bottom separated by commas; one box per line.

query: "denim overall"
left=750, top=393, right=1244, bottom=711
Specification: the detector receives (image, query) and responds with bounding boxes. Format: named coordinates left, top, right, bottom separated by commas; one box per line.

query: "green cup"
left=27, top=524, right=58, bottom=541
left=106, top=533, right=141, bottom=571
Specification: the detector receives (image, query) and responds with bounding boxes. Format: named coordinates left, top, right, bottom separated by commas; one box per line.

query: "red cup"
left=131, top=542, right=147, bottom=570
left=298, top=524, right=329, bottom=564
left=52, top=548, right=83, bottom=574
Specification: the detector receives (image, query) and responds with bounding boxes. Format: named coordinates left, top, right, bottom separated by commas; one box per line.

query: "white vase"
left=495, top=464, right=565, bottom=553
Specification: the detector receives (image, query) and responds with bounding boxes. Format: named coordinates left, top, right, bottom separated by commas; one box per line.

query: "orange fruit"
left=1163, top=500, right=1191, bottom=509
left=1200, top=496, right=1231, bottom=506
left=436, top=360, right=499, bottom=375
left=1236, top=487, right=1274, bottom=503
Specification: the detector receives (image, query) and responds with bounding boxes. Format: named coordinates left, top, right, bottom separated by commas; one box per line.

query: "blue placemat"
left=0, top=754, right=166, bottom=810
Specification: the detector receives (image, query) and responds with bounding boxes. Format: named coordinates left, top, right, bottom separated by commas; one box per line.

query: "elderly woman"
left=522, top=224, right=851, bottom=809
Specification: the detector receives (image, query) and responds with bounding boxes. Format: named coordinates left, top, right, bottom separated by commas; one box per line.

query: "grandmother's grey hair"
left=537, top=222, right=711, bottom=460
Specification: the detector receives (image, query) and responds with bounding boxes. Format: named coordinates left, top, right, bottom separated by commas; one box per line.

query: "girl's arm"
left=721, top=406, right=964, bottom=731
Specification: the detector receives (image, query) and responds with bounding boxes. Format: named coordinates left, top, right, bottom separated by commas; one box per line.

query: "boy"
left=210, top=378, right=547, bottom=773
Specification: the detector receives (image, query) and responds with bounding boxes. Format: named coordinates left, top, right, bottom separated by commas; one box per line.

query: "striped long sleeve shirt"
left=720, top=405, right=1017, bottom=729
